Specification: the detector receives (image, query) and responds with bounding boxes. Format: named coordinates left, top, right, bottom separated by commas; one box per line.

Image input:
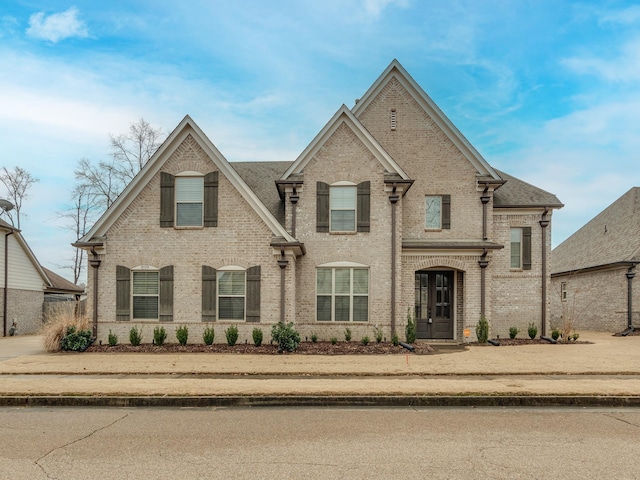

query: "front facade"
left=551, top=187, right=640, bottom=332
left=76, top=61, right=562, bottom=344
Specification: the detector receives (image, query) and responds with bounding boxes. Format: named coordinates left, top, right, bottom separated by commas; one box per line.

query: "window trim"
left=316, top=265, right=369, bottom=322
left=131, top=266, right=159, bottom=320
left=217, top=266, right=246, bottom=321
left=175, top=172, right=204, bottom=228
left=561, top=282, right=567, bottom=302
left=329, top=182, right=357, bottom=233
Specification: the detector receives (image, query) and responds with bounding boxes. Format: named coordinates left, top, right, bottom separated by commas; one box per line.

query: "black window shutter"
left=160, top=172, right=175, bottom=228
left=159, top=266, right=174, bottom=322
left=357, top=181, right=370, bottom=232
left=522, top=227, right=532, bottom=270
left=442, top=194, right=451, bottom=229
left=246, top=266, right=261, bottom=323
left=316, top=182, right=329, bottom=232
left=204, top=171, right=218, bottom=227
left=116, top=265, right=131, bottom=321
left=202, top=265, right=217, bottom=322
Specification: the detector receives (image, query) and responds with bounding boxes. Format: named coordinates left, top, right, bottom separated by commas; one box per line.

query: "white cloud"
left=563, top=37, right=640, bottom=83
left=598, top=5, right=640, bottom=25
left=26, top=7, right=88, bottom=43
left=362, top=0, right=409, bottom=18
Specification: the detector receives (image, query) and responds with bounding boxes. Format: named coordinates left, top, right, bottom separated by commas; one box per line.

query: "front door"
left=415, top=271, right=454, bottom=339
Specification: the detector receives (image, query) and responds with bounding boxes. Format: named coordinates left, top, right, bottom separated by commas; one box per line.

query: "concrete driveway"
left=0, top=335, right=45, bottom=362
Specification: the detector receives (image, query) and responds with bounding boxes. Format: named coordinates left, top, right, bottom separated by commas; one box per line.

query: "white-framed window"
left=132, top=270, right=159, bottom=319
left=425, top=195, right=442, bottom=229
left=561, top=282, right=567, bottom=301
left=218, top=267, right=246, bottom=321
left=316, top=264, right=369, bottom=322
left=175, top=173, right=204, bottom=227
left=330, top=184, right=357, bottom=232
left=510, top=228, right=522, bottom=269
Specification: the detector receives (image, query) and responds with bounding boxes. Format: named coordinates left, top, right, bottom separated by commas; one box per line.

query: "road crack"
left=35, top=412, right=131, bottom=479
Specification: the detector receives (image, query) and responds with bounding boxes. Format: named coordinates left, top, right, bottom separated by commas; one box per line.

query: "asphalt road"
left=2, top=406, right=640, bottom=479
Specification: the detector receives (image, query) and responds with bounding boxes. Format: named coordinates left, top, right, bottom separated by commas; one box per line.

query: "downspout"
left=478, top=249, right=489, bottom=316
left=389, top=186, right=399, bottom=336
left=480, top=186, right=490, bottom=241
left=290, top=187, right=299, bottom=238
left=3, top=230, right=14, bottom=337
left=88, top=247, right=102, bottom=339
left=626, top=266, right=636, bottom=332
left=539, top=208, right=550, bottom=337
left=277, top=247, right=288, bottom=322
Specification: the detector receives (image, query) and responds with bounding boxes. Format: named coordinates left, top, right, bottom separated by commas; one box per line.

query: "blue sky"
left=1, top=1, right=639, bottom=283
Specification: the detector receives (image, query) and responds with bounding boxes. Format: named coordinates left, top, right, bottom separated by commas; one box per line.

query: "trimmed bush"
left=60, top=326, right=92, bottom=352
left=271, top=322, right=301, bottom=352
left=405, top=308, right=417, bottom=344
left=373, top=325, right=383, bottom=343
left=310, top=332, right=318, bottom=343
left=528, top=322, right=538, bottom=340
left=330, top=336, right=338, bottom=345
left=129, top=326, right=142, bottom=346
left=361, top=336, right=370, bottom=346
left=176, top=325, right=189, bottom=346
left=153, top=326, right=167, bottom=346
left=344, top=327, right=352, bottom=342
left=509, top=326, right=519, bottom=339
left=252, top=327, right=263, bottom=347
left=203, top=326, right=215, bottom=345
left=108, top=330, right=118, bottom=347
left=551, top=328, right=561, bottom=341
left=391, top=333, right=399, bottom=346
left=225, top=325, right=239, bottom=346
left=476, top=315, right=489, bottom=344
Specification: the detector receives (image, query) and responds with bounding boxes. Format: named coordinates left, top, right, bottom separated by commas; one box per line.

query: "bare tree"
left=0, top=166, right=38, bottom=229
left=74, top=118, right=164, bottom=210
left=65, top=118, right=164, bottom=282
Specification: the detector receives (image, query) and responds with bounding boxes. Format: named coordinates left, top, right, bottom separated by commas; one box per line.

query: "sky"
left=1, top=0, right=639, bottom=284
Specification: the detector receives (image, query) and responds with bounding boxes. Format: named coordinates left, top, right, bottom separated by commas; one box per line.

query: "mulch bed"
left=469, top=338, right=590, bottom=346
left=87, top=341, right=437, bottom=355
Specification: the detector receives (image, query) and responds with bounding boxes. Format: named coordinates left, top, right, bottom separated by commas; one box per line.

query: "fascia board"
left=352, top=60, right=501, bottom=180
left=281, top=105, right=410, bottom=180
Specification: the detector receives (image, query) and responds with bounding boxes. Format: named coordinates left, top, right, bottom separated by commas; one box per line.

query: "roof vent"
left=390, top=108, right=397, bottom=131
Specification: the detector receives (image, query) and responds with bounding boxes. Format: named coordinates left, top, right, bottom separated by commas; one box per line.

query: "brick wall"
left=0, top=288, right=44, bottom=335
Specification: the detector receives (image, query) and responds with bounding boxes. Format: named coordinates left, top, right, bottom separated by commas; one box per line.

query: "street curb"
left=2, top=395, right=640, bottom=408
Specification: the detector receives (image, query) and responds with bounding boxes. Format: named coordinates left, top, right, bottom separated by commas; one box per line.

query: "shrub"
left=176, top=325, right=189, bottom=346
left=361, top=336, right=370, bottom=346
left=508, top=326, right=519, bottom=339
left=528, top=322, right=538, bottom=340
left=476, top=315, right=489, bottom=344
left=153, top=326, right=167, bottom=346
left=572, top=332, right=580, bottom=341
left=129, top=326, right=142, bottom=346
left=252, top=327, right=263, bottom=347
left=310, top=332, right=318, bottom=343
left=203, top=326, right=215, bottom=345
left=225, top=325, right=239, bottom=346
left=60, top=326, right=93, bottom=352
left=551, top=328, right=561, bottom=341
left=373, top=325, right=383, bottom=343
left=40, top=302, right=89, bottom=352
left=271, top=321, right=301, bottom=352
left=330, top=336, right=338, bottom=345
left=108, top=330, right=118, bottom=347
left=344, top=327, right=352, bottom=342
left=391, top=333, right=399, bottom=346
left=405, top=308, right=417, bottom=344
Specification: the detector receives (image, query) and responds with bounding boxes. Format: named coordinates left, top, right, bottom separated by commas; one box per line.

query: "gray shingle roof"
left=231, top=161, right=292, bottom=225
left=552, top=187, right=640, bottom=274
left=493, top=169, right=563, bottom=208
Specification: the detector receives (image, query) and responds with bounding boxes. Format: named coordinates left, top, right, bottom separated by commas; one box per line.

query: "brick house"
left=75, top=60, right=562, bottom=344
left=551, top=187, right=640, bottom=333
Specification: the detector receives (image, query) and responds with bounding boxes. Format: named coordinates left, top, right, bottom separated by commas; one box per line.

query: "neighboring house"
left=42, top=267, right=85, bottom=318
left=75, top=60, right=562, bottom=344
left=551, top=187, right=640, bottom=333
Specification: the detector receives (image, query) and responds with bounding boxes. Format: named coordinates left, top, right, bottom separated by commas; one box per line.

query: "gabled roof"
left=78, top=115, right=298, bottom=245
left=42, top=267, right=84, bottom=295
left=352, top=59, right=502, bottom=181
left=552, top=187, right=640, bottom=274
left=493, top=169, right=563, bottom=209
left=280, top=105, right=410, bottom=182
left=0, top=219, right=51, bottom=288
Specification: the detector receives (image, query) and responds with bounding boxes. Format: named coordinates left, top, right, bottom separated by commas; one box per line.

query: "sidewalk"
left=1, top=331, right=640, bottom=406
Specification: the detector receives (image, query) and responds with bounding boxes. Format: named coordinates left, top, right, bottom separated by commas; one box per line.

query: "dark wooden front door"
left=415, top=271, right=454, bottom=339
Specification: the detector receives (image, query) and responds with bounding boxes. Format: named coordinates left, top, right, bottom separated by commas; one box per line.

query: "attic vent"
left=390, top=108, right=397, bottom=131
